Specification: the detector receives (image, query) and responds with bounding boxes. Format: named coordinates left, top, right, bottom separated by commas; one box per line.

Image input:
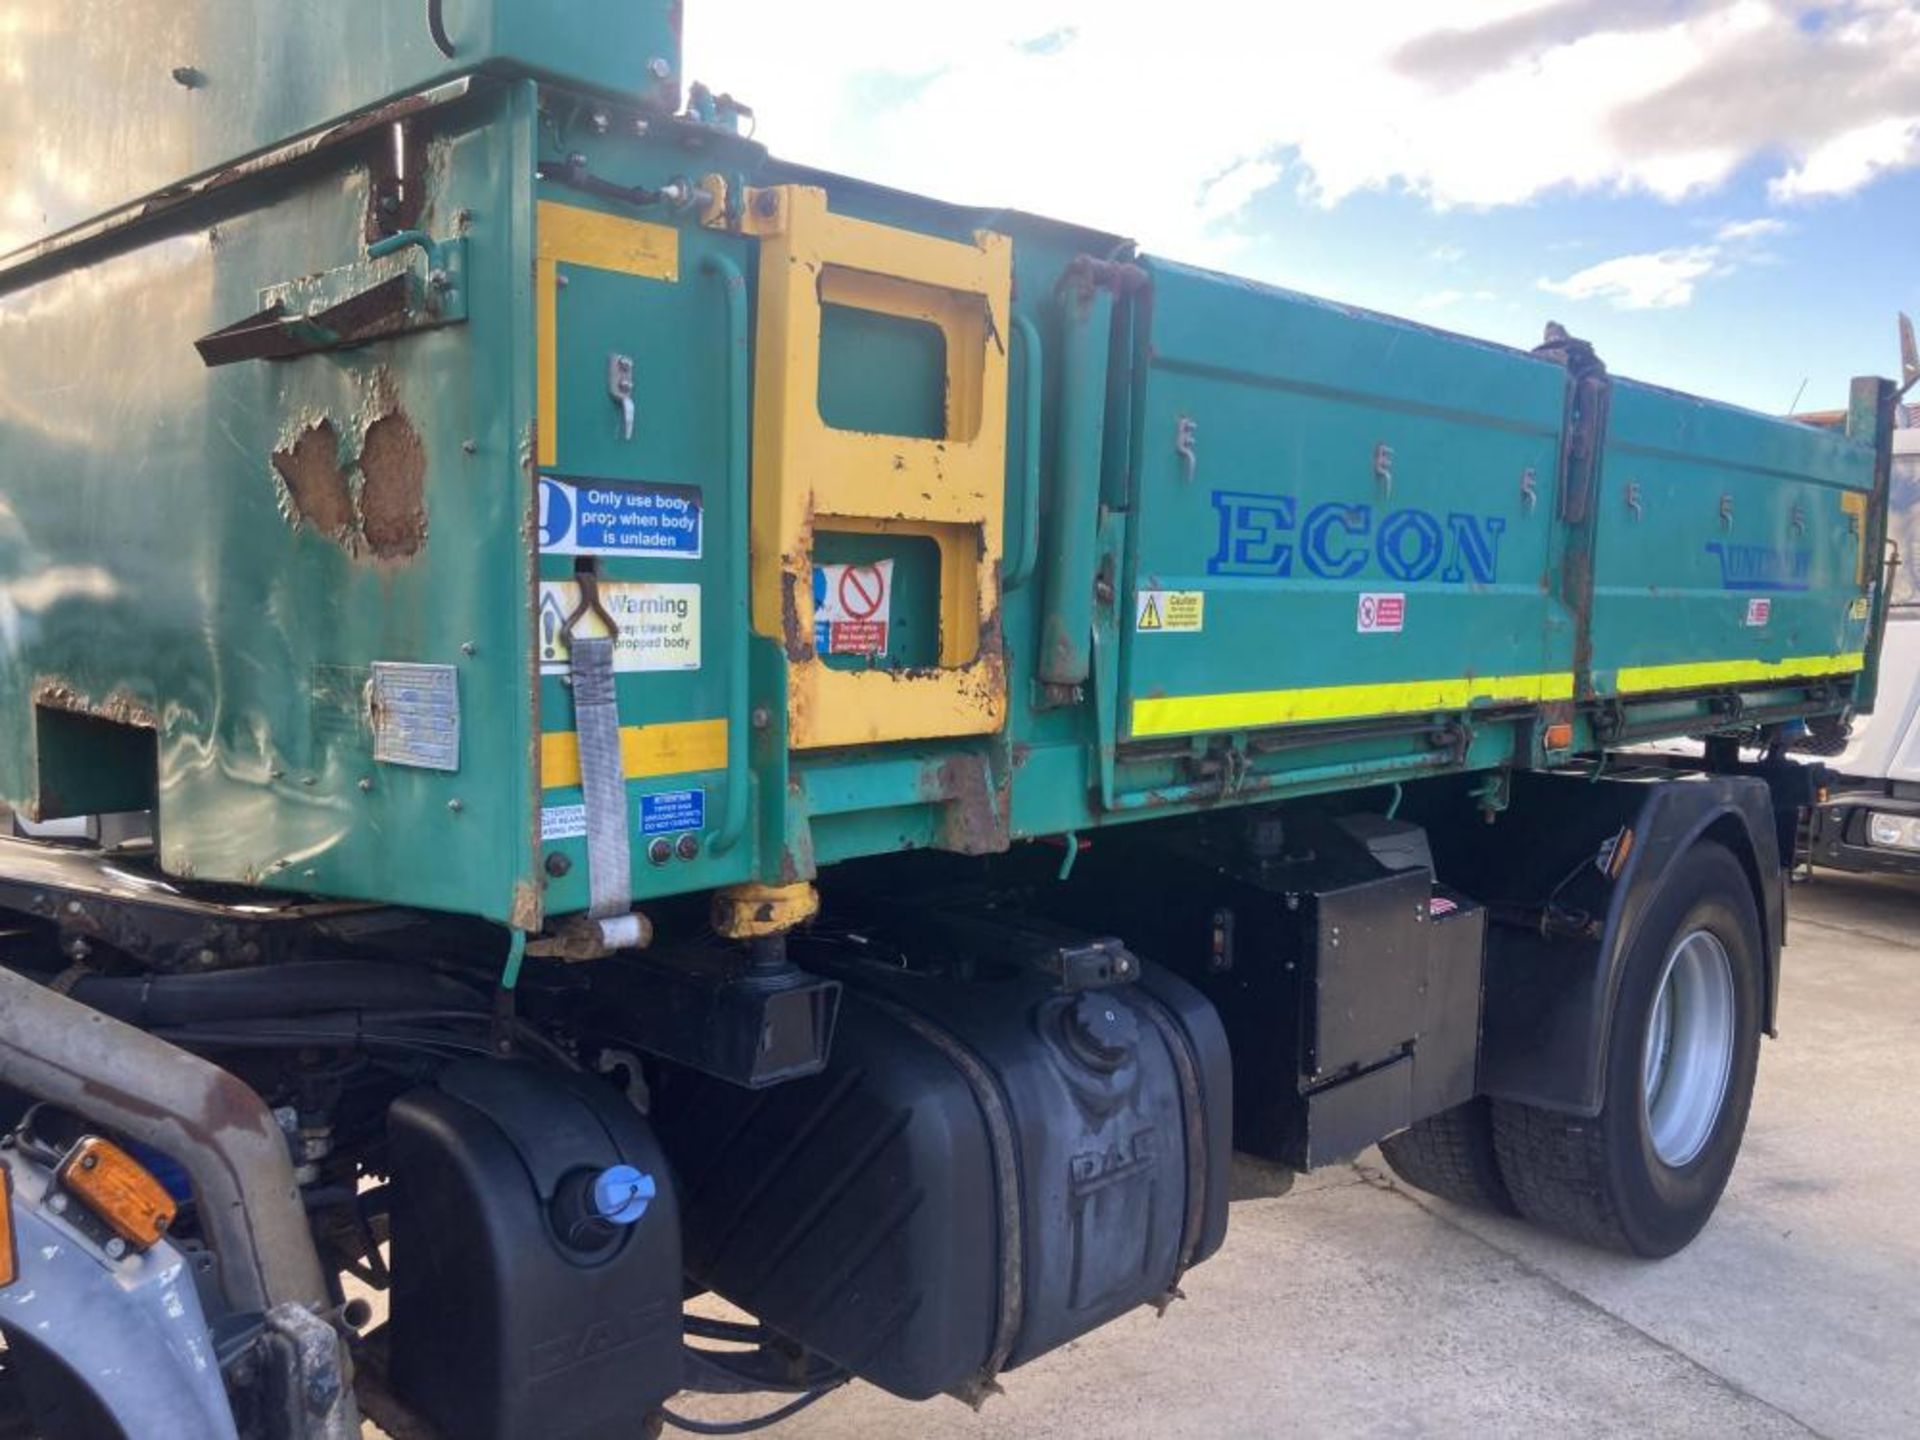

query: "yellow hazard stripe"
left=534, top=201, right=679, bottom=468
left=1129, top=672, right=1575, bottom=739
left=1613, top=652, right=1865, bottom=696
left=540, top=718, right=726, bottom=790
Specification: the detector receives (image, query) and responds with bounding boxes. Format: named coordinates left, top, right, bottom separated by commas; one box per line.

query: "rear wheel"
left=1378, top=1099, right=1516, bottom=1214
left=1491, top=841, right=1762, bottom=1257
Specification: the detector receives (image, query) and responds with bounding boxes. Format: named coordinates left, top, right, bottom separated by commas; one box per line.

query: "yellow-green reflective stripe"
left=1613, top=652, right=1864, bottom=696
left=1129, top=672, right=1576, bottom=740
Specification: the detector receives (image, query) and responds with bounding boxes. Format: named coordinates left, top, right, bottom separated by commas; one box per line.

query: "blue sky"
left=689, top=0, right=1920, bottom=415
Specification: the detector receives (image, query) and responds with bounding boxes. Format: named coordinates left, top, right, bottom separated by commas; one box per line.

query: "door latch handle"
left=608, top=353, right=635, bottom=441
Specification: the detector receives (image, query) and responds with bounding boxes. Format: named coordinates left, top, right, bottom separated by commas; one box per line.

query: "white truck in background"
left=1807, top=333, right=1920, bottom=874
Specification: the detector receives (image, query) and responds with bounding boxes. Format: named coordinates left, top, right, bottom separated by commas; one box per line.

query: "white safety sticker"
left=1136, top=590, right=1205, bottom=632
left=542, top=804, right=588, bottom=842
left=1849, top=596, right=1871, bottom=621
left=812, top=560, right=893, bottom=655
left=1357, top=592, right=1406, bottom=634
left=1745, top=597, right=1772, bottom=627
left=539, top=582, right=701, bottom=674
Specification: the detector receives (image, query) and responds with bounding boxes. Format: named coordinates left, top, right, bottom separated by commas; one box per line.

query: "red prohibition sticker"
left=813, top=560, right=894, bottom=655
left=1357, top=592, right=1406, bottom=633
left=1745, top=597, right=1771, bottom=627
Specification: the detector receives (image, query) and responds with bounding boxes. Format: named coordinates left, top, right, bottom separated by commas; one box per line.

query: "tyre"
left=1378, top=1099, right=1516, bottom=1214
left=1491, top=841, right=1762, bottom=1257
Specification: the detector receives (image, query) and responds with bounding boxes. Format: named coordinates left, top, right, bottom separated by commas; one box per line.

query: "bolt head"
left=46, top=1192, right=67, bottom=1214
left=675, top=833, right=701, bottom=861
left=647, top=837, right=673, bottom=865
left=648, top=56, right=672, bottom=80
left=751, top=706, right=772, bottom=729
left=589, top=109, right=611, bottom=134
left=103, top=1237, right=127, bottom=1260
left=545, top=851, right=572, bottom=878
left=447, top=798, right=464, bottom=814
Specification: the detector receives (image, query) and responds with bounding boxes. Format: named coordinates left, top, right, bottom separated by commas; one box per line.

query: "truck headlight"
left=1867, top=812, right=1920, bottom=851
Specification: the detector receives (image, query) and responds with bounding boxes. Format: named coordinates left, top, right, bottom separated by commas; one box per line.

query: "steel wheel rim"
left=1641, top=928, right=1736, bottom=1168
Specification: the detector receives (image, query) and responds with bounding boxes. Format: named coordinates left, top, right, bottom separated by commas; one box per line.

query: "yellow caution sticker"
left=1850, top=596, right=1870, bottom=621
left=1136, top=589, right=1204, bottom=633
left=539, top=581, right=701, bottom=673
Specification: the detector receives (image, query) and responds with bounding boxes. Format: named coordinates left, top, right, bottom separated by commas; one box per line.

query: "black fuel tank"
left=387, top=1061, right=682, bottom=1440
left=651, top=939, right=1229, bottom=1402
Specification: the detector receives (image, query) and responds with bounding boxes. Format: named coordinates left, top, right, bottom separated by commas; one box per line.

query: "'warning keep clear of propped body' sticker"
left=812, top=561, right=893, bottom=655
left=539, top=581, right=700, bottom=673
left=1136, top=590, right=1205, bottom=632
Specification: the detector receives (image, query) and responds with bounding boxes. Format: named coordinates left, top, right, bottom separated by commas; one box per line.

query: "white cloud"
left=1540, top=246, right=1722, bottom=310
left=1714, top=217, right=1787, bottom=242
left=1539, top=210, right=1788, bottom=310
left=684, top=0, right=1920, bottom=263
left=1769, top=116, right=1920, bottom=201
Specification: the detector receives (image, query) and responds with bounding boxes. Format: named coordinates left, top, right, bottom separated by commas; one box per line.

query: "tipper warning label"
left=1136, top=590, right=1205, bottom=632
left=539, top=582, right=700, bottom=673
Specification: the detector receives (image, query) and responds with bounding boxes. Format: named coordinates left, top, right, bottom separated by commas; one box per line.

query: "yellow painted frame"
left=534, top=200, right=679, bottom=468
left=744, top=186, right=1013, bottom=749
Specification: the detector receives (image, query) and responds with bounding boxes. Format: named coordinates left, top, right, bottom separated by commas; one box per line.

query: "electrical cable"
left=658, top=1382, right=846, bottom=1436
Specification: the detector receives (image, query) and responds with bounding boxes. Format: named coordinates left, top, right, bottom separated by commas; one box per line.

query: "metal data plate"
left=370, top=663, right=461, bottom=772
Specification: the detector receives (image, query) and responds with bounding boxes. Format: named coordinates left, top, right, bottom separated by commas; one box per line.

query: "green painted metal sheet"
left=1118, top=262, right=1573, bottom=743
left=0, top=43, right=1894, bottom=929
left=1588, top=379, right=1875, bottom=696
left=0, top=0, right=681, bottom=258
left=0, top=83, right=544, bottom=924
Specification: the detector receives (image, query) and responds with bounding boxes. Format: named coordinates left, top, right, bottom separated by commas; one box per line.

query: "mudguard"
left=1419, top=770, right=1786, bottom=1116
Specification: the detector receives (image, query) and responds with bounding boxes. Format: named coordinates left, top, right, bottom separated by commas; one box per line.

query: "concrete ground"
left=672, top=870, right=1920, bottom=1440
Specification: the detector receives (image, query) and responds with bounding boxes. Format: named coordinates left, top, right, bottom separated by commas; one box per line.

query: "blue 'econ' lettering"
left=1207, top=488, right=1506, bottom=585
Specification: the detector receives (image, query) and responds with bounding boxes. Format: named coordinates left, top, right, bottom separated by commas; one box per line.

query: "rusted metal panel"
left=0, top=83, right=543, bottom=924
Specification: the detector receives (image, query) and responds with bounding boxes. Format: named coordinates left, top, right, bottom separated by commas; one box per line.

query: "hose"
left=427, top=0, right=456, bottom=57
left=67, top=962, right=488, bottom=1028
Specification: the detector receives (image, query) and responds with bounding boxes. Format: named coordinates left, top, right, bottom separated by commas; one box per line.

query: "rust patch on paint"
left=358, top=410, right=428, bottom=559
left=509, top=879, right=543, bottom=933
left=271, top=420, right=353, bottom=537
left=931, top=752, right=1009, bottom=856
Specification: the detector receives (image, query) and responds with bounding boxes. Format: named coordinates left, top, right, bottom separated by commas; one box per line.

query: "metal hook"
left=562, top=566, right=618, bottom=643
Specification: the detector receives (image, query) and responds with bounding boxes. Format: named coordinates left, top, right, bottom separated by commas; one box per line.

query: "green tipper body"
left=0, top=7, right=1893, bottom=928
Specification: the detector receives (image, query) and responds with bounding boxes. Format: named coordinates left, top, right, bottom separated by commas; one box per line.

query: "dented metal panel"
left=0, top=83, right=542, bottom=924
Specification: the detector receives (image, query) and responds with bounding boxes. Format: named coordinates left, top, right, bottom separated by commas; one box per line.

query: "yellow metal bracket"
left=711, top=881, right=821, bottom=939
left=743, top=186, right=1013, bottom=749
